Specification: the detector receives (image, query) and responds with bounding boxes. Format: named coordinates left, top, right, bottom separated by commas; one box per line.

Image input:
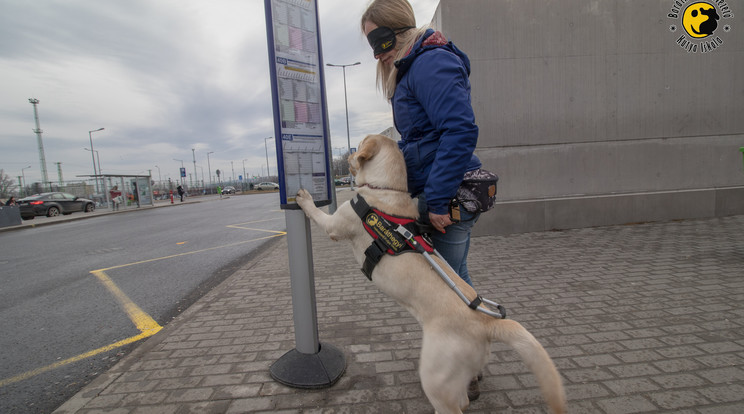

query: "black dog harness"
left=351, top=194, right=434, bottom=280
left=350, top=193, right=507, bottom=319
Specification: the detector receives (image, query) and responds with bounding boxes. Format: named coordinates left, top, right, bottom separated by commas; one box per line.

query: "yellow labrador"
left=296, top=134, right=565, bottom=414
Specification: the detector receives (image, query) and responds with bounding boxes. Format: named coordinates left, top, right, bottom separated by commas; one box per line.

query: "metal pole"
left=55, top=162, right=63, bottom=187
left=28, top=99, right=50, bottom=190
left=192, top=148, right=197, bottom=190
left=242, top=159, right=248, bottom=191
left=207, top=151, right=214, bottom=193
left=98, top=151, right=107, bottom=205
left=326, top=62, right=360, bottom=190
left=341, top=66, right=353, bottom=190
left=95, top=150, right=102, bottom=182
left=88, top=127, right=104, bottom=193
left=173, top=158, right=184, bottom=187
left=285, top=209, right=320, bottom=353
left=265, top=137, right=272, bottom=179
left=148, top=171, right=154, bottom=206
left=89, top=132, right=97, bottom=193
left=21, top=166, right=31, bottom=197
left=155, top=165, right=161, bottom=192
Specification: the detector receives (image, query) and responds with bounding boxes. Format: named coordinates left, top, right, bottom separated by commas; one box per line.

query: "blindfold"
left=366, top=26, right=415, bottom=57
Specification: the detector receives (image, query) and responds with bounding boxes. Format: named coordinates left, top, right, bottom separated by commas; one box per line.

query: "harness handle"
left=393, top=224, right=506, bottom=319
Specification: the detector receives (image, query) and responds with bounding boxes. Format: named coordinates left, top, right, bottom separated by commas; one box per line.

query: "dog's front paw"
left=296, top=188, right=314, bottom=210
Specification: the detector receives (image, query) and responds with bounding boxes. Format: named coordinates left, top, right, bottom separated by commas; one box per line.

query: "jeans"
left=418, top=196, right=480, bottom=287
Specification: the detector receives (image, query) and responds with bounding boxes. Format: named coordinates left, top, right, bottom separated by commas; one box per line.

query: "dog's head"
left=348, top=134, right=407, bottom=192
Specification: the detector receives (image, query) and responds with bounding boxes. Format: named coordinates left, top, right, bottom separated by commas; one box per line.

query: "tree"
left=0, top=169, right=17, bottom=198
left=333, top=151, right=350, bottom=177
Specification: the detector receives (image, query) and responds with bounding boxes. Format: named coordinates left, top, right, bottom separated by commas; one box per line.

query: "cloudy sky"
left=0, top=0, right=439, bottom=187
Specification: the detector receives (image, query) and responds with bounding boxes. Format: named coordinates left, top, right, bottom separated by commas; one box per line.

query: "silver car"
left=256, top=182, right=279, bottom=190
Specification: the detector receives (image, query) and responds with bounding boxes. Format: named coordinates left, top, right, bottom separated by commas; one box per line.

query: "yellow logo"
left=366, top=213, right=378, bottom=227
left=668, top=1, right=733, bottom=53
left=683, top=2, right=719, bottom=38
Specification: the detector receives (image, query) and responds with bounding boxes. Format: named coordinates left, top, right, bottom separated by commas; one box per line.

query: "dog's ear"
left=353, top=135, right=380, bottom=166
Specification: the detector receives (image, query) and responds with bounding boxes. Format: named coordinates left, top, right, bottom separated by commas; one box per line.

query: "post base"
left=269, top=343, right=346, bottom=389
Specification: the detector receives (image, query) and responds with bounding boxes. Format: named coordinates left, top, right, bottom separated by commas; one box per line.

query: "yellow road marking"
left=1, top=221, right=286, bottom=388
left=176, top=241, right=187, bottom=245
left=92, top=271, right=162, bottom=333
left=0, top=330, right=157, bottom=388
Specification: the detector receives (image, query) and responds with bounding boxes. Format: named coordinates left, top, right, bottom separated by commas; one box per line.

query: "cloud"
left=0, top=0, right=439, bottom=187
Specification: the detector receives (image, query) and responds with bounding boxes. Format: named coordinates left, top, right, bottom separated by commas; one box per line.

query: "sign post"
left=264, top=0, right=345, bottom=388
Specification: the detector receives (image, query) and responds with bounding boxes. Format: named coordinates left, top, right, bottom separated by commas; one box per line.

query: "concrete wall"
left=432, top=0, right=744, bottom=235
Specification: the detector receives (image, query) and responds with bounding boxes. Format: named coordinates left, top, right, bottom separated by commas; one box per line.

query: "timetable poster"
left=265, top=0, right=332, bottom=208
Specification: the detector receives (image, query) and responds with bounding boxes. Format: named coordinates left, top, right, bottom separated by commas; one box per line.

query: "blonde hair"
left=361, top=0, right=429, bottom=99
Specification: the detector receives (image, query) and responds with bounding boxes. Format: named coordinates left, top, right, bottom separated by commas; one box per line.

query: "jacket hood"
left=394, top=28, right=471, bottom=83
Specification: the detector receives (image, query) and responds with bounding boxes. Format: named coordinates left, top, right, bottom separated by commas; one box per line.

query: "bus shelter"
left=77, top=174, right=154, bottom=210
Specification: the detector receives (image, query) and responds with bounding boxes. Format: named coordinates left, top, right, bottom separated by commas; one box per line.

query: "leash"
left=351, top=194, right=506, bottom=319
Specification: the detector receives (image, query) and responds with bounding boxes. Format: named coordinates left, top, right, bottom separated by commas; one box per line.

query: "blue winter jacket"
left=393, top=29, right=481, bottom=215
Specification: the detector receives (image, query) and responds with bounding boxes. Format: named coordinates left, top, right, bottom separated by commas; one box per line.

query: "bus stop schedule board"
left=265, top=0, right=332, bottom=209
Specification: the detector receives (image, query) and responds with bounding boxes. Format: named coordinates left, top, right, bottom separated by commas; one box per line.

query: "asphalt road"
left=0, top=193, right=286, bottom=413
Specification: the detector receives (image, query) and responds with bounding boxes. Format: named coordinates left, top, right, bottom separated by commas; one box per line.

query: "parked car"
left=256, top=182, right=279, bottom=191
left=18, top=192, right=95, bottom=220
left=222, top=186, right=236, bottom=194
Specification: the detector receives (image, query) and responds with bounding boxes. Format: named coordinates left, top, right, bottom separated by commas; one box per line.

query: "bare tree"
left=0, top=169, right=17, bottom=198
left=333, top=151, right=350, bottom=177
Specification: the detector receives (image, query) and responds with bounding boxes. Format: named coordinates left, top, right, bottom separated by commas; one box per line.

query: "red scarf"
left=404, top=30, right=448, bottom=57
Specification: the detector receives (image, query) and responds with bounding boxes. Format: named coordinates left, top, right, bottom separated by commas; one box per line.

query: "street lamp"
left=242, top=159, right=248, bottom=190
left=88, top=127, right=104, bottom=193
left=154, top=165, right=162, bottom=190
left=21, top=165, right=31, bottom=197
left=326, top=62, right=360, bottom=189
left=173, top=158, right=184, bottom=187
left=207, top=151, right=214, bottom=193
left=84, top=148, right=102, bottom=184
left=191, top=148, right=197, bottom=190
left=264, top=137, right=273, bottom=179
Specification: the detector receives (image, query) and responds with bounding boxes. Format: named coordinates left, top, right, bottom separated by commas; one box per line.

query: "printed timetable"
left=266, top=0, right=331, bottom=207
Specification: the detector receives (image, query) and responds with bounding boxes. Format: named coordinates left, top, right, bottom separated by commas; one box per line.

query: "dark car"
left=18, top=192, right=95, bottom=220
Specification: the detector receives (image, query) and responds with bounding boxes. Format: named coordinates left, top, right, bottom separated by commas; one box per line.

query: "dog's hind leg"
left=419, top=332, right=473, bottom=414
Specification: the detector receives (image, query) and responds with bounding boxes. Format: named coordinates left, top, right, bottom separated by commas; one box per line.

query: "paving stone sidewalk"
left=55, top=192, right=744, bottom=413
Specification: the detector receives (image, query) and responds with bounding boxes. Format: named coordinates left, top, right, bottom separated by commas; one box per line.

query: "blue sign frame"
left=264, top=0, right=333, bottom=209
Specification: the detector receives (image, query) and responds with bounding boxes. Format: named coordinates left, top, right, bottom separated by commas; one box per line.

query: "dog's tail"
left=491, top=319, right=566, bottom=414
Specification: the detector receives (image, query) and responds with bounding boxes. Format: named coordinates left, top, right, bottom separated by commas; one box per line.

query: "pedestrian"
left=132, top=182, right=141, bottom=208
left=177, top=184, right=185, bottom=202
left=361, top=0, right=487, bottom=399
left=217, top=186, right=222, bottom=198
left=5, top=196, right=18, bottom=206
left=109, top=186, right=122, bottom=211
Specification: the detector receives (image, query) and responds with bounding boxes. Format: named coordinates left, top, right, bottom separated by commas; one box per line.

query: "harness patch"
left=352, top=194, right=433, bottom=279
left=364, top=212, right=406, bottom=253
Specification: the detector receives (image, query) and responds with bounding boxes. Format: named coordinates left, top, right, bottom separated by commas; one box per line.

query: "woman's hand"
left=429, top=212, right=452, bottom=233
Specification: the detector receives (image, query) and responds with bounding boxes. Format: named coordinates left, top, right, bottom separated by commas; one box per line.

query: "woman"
left=362, top=1, right=484, bottom=400
left=361, top=0, right=482, bottom=287
left=5, top=196, right=18, bottom=206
